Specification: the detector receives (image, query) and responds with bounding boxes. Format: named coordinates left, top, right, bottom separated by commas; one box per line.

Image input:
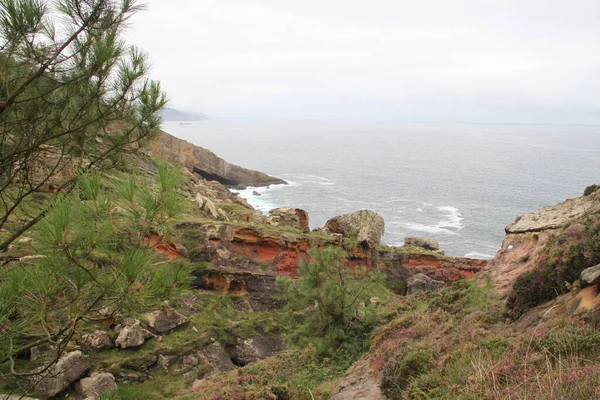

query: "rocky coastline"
left=2, top=128, right=599, bottom=400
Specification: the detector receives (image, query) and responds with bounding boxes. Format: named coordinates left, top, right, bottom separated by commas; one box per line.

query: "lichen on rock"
left=325, top=210, right=385, bottom=248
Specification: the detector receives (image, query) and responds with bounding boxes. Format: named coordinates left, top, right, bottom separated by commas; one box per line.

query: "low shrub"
left=507, top=216, right=600, bottom=318
left=583, top=184, right=600, bottom=196
left=380, top=346, right=434, bottom=399
left=534, top=323, right=600, bottom=358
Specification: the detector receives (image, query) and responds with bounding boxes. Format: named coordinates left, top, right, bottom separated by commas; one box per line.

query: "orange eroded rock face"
left=202, top=224, right=486, bottom=283
left=480, top=190, right=600, bottom=298
left=399, top=253, right=487, bottom=284
left=478, top=231, right=551, bottom=298
left=145, top=233, right=186, bottom=260
left=219, top=227, right=314, bottom=276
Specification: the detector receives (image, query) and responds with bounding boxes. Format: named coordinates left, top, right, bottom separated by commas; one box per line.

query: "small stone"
left=30, top=345, right=57, bottom=366
left=115, top=321, right=153, bottom=349
left=183, top=355, right=199, bottom=367
left=230, top=335, right=286, bottom=367
left=197, top=342, right=235, bottom=373
left=581, top=264, right=600, bottom=284
left=404, top=237, right=439, bottom=251
left=195, top=194, right=219, bottom=219
left=80, top=330, right=112, bottom=353
left=31, top=351, right=91, bottom=398
left=369, top=297, right=380, bottom=305
left=406, top=273, right=445, bottom=295
left=144, top=309, right=188, bottom=334
left=73, top=372, right=117, bottom=399
left=158, top=354, right=178, bottom=370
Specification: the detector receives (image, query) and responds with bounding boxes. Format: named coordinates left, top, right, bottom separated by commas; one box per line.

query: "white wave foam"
left=416, top=207, right=423, bottom=212
left=318, top=182, right=336, bottom=186
left=436, top=206, right=464, bottom=229
left=400, top=205, right=464, bottom=235
left=228, top=182, right=292, bottom=214
left=401, top=222, right=457, bottom=235
left=306, top=174, right=334, bottom=182
left=272, top=180, right=299, bottom=188
left=385, top=197, right=416, bottom=203
left=464, top=251, right=494, bottom=259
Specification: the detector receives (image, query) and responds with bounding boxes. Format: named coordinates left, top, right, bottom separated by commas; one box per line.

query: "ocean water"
left=162, top=121, right=600, bottom=259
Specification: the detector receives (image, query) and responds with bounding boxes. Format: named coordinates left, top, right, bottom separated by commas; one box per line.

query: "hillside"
left=1, top=128, right=599, bottom=400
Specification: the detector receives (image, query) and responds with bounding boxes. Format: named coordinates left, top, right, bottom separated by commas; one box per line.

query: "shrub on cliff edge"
left=278, top=246, right=387, bottom=358
left=507, top=216, right=600, bottom=318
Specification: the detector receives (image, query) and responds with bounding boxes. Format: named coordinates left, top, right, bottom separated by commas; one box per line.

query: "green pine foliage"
left=0, top=163, right=193, bottom=377
left=278, top=246, right=389, bottom=357
left=0, top=0, right=168, bottom=251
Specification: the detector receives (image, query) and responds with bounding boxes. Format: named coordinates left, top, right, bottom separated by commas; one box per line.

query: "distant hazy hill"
left=159, top=107, right=209, bottom=121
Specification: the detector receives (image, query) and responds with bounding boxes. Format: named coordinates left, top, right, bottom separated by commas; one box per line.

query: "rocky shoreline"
left=2, top=127, right=599, bottom=400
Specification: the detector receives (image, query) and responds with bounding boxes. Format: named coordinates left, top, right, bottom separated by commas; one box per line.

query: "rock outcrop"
left=197, top=342, right=236, bottom=374
left=512, top=283, right=600, bottom=332
left=144, top=309, right=188, bottom=334
left=115, top=320, right=154, bottom=349
left=380, top=251, right=486, bottom=286
left=267, top=208, right=310, bottom=233
left=80, top=331, right=113, bottom=353
left=479, top=190, right=600, bottom=297
left=406, top=273, right=445, bottom=294
left=195, top=194, right=220, bottom=219
left=180, top=223, right=340, bottom=276
left=151, top=131, right=286, bottom=188
left=505, top=191, right=600, bottom=234
left=581, top=264, right=600, bottom=285
left=325, top=210, right=385, bottom=248
left=73, top=373, right=117, bottom=400
left=31, top=351, right=91, bottom=398
left=404, top=237, right=440, bottom=251
left=229, top=335, right=286, bottom=366
left=329, top=358, right=385, bottom=400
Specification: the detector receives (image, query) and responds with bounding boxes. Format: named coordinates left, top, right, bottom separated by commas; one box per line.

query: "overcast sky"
left=127, top=0, right=600, bottom=124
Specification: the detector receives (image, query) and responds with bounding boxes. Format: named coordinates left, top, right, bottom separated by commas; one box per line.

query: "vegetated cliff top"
left=151, top=129, right=286, bottom=188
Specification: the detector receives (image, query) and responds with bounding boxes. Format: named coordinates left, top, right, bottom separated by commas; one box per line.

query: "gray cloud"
left=128, top=0, right=600, bottom=123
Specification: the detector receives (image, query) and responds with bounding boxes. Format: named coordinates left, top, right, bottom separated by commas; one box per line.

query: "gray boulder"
left=115, top=321, right=153, bottom=349
left=144, top=309, right=188, bottom=334
left=404, top=237, right=440, bottom=251
left=183, top=355, right=199, bottom=367
left=325, top=210, right=385, bottom=248
left=195, top=194, right=220, bottom=219
left=73, top=372, right=117, bottom=400
left=80, top=330, right=112, bottom=353
left=32, top=351, right=91, bottom=398
left=406, top=273, right=445, bottom=295
left=30, top=345, right=57, bottom=366
left=581, top=264, right=600, bottom=284
left=197, top=342, right=235, bottom=374
left=230, top=335, right=286, bottom=366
